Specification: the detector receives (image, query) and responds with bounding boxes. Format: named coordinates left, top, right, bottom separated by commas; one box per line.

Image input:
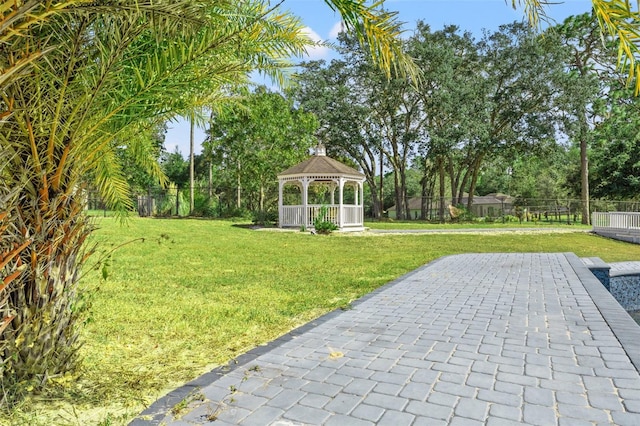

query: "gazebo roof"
left=278, top=145, right=364, bottom=179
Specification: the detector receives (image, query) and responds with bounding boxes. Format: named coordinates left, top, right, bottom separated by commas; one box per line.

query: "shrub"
left=313, top=205, right=338, bottom=234
left=252, top=210, right=277, bottom=226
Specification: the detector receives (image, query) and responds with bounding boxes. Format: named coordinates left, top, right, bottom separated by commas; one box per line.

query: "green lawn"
left=9, top=217, right=640, bottom=425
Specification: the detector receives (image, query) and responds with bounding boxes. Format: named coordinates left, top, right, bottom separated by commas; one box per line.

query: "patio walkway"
left=131, top=253, right=640, bottom=425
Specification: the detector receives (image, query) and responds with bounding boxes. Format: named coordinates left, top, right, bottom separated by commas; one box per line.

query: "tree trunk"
left=236, top=160, right=241, bottom=209
left=368, top=177, right=381, bottom=219
left=1, top=185, right=92, bottom=399
left=466, top=154, right=485, bottom=212
left=189, top=114, right=195, bottom=215
left=447, top=157, right=458, bottom=203
left=458, top=166, right=472, bottom=206
left=438, top=158, right=446, bottom=223
left=208, top=161, right=213, bottom=199
left=580, top=137, right=590, bottom=225
left=393, top=168, right=404, bottom=220
left=400, top=164, right=411, bottom=220
left=379, top=149, right=384, bottom=219
left=259, top=184, right=265, bottom=217
left=421, top=176, right=434, bottom=221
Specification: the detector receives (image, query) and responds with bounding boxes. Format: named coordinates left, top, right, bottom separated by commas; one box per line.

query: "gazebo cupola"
left=277, top=145, right=365, bottom=232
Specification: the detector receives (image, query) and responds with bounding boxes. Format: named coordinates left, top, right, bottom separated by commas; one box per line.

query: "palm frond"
left=90, top=140, right=134, bottom=215
left=592, top=0, right=640, bottom=94
left=324, top=0, right=419, bottom=80
left=508, top=0, right=552, bottom=29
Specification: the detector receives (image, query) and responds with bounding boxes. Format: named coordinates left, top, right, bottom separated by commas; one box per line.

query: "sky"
left=163, top=0, right=593, bottom=157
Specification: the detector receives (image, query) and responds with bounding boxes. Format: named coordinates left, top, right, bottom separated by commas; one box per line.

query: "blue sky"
left=164, top=0, right=593, bottom=157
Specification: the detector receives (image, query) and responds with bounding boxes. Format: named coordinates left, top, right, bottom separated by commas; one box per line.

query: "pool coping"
left=565, top=252, right=640, bottom=373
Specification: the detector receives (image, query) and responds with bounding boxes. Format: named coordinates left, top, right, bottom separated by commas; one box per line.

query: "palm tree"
left=0, top=0, right=312, bottom=402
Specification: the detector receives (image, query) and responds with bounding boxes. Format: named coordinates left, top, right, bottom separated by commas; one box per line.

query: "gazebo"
left=277, top=145, right=366, bottom=232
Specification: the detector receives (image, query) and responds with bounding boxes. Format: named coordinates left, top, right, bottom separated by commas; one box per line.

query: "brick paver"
left=131, top=253, right=640, bottom=425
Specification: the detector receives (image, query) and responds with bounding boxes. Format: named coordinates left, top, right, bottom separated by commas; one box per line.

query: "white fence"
left=592, top=212, right=640, bottom=244
left=280, top=205, right=363, bottom=228
left=593, top=212, right=640, bottom=231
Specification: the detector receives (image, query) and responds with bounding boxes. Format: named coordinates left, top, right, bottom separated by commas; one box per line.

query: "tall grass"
left=6, top=217, right=640, bottom=425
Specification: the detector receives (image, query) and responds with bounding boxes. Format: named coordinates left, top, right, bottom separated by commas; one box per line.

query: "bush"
left=252, top=210, right=277, bottom=226
left=313, top=205, right=338, bottom=234
left=314, top=219, right=338, bottom=234
left=191, top=194, right=217, bottom=217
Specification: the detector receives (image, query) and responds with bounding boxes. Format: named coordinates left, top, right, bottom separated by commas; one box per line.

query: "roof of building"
left=278, top=145, right=364, bottom=178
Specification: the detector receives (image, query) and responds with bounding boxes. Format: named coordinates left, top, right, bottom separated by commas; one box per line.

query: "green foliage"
left=252, top=210, right=278, bottom=226
left=155, top=185, right=189, bottom=217
left=590, top=84, right=640, bottom=199
left=191, top=193, right=218, bottom=218
left=117, top=122, right=167, bottom=193
left=313, top=205, right=339, bottom=234
left=160, top=149, right=190, bottom=189
left=205, top=86, right=318, bottom=217
left=295, top=22, right=572, bottom=220
left=0, top=1, right=315, bottom=405
left=453, top=205, right=476, bottom=222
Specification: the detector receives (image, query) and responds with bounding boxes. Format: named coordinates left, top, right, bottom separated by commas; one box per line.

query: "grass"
left=6, top=217, right=640, bottom=425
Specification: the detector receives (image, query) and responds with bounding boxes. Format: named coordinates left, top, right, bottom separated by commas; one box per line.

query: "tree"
left=590, top=84, right=640, bottom=199
left=511, top=0, right=640, bottom=95
left=205, top=87, right=317, bottom=220
left=160, top=148, right=190, bottom=189
left=555, top=13, right=619, bottom=224
left=407, top=23, right=482, bottom=221
left=297, top=22, right=570, bottom=222
left=296, top=32, right=425, bottom=220
left=0, top=0, right=315, bottom=403
left=294, top=58, right=387, bottom=218
left=452, top=22, right=568, bottom=211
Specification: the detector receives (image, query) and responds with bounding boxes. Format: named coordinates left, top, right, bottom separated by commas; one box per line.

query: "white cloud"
left=300, top=26, right=330, bottom=60
left=329, top=21, right=345, bottom=39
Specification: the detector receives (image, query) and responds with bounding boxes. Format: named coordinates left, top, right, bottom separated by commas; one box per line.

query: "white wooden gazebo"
left=277, top=145, right=365, bottom=232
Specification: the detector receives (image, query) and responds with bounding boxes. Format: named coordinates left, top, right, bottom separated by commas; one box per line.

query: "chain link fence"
left=87, top=187, right=640, bottom=223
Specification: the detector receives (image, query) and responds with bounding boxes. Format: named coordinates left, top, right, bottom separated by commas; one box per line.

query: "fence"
left=592, top=212, right=640, bottom=231
left=387, top=197, right=640, bottom=222
left=86, top=187, right=640, bottom=223
left=592, top=212, right=640, bottom=244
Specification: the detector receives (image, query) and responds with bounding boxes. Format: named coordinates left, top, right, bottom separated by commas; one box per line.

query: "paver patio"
left=131, top=253, right=640, bottom=425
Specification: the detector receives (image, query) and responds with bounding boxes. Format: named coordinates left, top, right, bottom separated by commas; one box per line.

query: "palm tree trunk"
left=190, top=114, right=195, bottom=215
left=1, top=182, right=92, bottom=401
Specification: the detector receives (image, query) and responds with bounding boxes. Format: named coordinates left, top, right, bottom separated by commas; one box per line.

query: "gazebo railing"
left=307, top=205, right=339, bottom=227
left=342, top=205, right=363, bottom=226
left=281, top=205, right=304, bottom=227
left=280, top=205, right=363, bottom=228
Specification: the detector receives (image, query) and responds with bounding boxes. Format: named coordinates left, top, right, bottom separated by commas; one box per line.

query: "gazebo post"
left=359, top=182, right=364, bottom=223
left=330, top=184, right=336, bottom=205
left=302, top=177, right=309, bottom=228
left=338, top=177, right=345, bottom=228
left=278, top=179, right=284, bottom=227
